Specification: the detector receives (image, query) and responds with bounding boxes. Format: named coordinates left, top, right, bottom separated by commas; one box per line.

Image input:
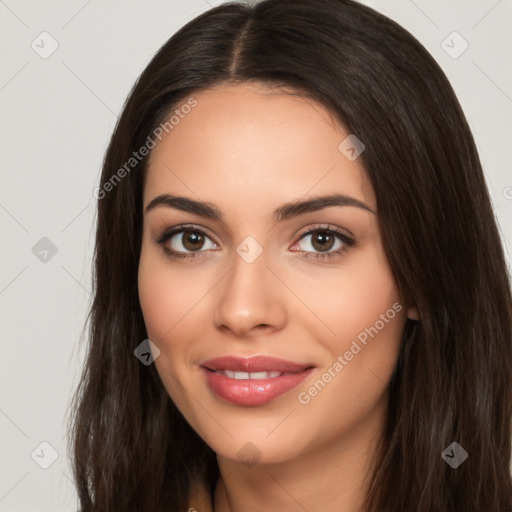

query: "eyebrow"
left=145, top=192, right=375, bottom=222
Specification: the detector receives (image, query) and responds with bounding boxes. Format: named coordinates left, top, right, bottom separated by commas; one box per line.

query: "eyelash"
left=153, top=223, right=355, bottom=261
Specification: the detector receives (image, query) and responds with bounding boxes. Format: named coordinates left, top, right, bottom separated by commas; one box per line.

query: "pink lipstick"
left=200, top=355, right=315, bottom=406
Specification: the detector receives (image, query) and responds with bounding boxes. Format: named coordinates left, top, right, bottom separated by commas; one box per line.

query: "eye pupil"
left=183, top=231, right=204, bottom=251
left=312, top=231, right=334, bottom=252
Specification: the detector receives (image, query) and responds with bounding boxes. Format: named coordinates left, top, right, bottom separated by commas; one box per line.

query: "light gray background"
left=1, top=1, right=511, bottom=510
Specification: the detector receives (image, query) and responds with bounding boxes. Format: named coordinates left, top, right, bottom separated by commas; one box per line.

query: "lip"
left=201, top=355, right=311, bottom=373
left=200, top=355, right=315, bottom=406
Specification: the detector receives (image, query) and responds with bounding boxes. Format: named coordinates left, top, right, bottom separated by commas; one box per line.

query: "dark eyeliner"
left=294, top=224, right=355, bottom=261
left=153, top=224, right=212, bottom=260
left=153, top=223, right=355, bottom=261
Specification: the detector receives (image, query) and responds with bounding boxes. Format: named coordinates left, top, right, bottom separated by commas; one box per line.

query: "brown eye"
left=295, top=229, right=348, bottom=254
left=180, top=231, right=205, bottom=251
left=310, top=230, right=336, bottom=252
left=289, top=225, right=356, bottom=261
left=158, top=226, right=218, bottom=258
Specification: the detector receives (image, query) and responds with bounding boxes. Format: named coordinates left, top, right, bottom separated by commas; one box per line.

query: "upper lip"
left=201, top=355, right=313, bottom=373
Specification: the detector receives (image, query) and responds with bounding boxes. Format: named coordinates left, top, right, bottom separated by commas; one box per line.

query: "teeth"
left=250, top=371, right=279, bottom=379
left=214, top=370, right=283, bottom=379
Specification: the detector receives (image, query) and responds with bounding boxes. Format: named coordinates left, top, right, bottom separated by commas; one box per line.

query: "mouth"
left=200, top=355, right=315, bottom=406
left=208, top=369, right=298, bottom=379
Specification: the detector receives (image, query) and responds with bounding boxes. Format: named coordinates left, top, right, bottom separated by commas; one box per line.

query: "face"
left=138, top=82, right=409, bottom=465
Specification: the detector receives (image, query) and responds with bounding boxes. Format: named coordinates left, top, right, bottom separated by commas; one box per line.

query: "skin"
left=138, top=82, right=419, bottom=512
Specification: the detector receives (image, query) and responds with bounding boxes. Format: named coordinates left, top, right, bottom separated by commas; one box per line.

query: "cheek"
left=137, top=248, right=212, bottom=372
left=297, top=247, right=405, bottom=418
left=137, top=252, right=198, bottom=404
left=138, top=248, right=195, bottom=341
left=138, top=262, right=188, bottom=383
left=138, top=254, right=173, bottom=341
left=310, top=242, right=402, bottom=347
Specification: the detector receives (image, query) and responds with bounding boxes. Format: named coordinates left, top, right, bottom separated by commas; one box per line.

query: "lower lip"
left=201, top=367, right=314, bottom=406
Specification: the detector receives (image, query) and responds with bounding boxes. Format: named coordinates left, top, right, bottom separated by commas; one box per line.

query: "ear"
left=407, top=305, right=420, bottom=321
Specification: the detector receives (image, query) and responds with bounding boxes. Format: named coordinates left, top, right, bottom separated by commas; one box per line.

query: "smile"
left=200, top=355, right=315, bottom=406
left=212, top=370, right=293, bottom=379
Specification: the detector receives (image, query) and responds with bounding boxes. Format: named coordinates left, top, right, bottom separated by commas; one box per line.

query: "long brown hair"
left=68, top=0, right=512, bottom=510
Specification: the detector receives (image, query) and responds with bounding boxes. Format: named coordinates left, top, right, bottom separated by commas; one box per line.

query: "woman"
left=69, top=0, right=512, bottom=510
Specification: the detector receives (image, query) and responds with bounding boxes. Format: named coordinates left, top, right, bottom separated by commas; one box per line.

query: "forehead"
left=144, top=82, right=375, bottom=214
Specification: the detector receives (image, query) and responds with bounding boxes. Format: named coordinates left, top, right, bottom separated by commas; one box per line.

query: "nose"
left=213, top=248, right=287, bottom=338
